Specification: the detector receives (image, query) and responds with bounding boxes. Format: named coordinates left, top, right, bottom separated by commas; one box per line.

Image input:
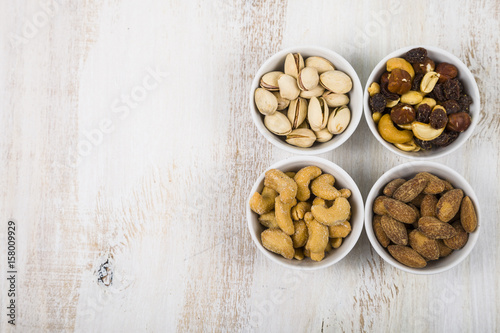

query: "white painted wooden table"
left=1, top=0, right=499, bottom=332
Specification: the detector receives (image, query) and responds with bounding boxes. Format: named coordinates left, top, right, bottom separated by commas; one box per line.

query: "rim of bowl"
left=364, top=161, right=481, bottom=274
left=363, top=45, right=480, bottom=160
left=250, top=45, right=363, bottom=155
left=247, top=156, right=365, bottom=270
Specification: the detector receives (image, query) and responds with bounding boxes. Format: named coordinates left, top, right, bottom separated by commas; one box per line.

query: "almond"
left=383, top=178, right=406, bottom=197
left=460, top=196, right=477, bottom=232
left=384, top=198, right=417, bottom=224
left=418, top=216, right=457, bottom=239
left=420, top=194, right=438, bottom=217
left=415, top=172, right=445, bottom=195
left=409, top=230, right=439, bottom=260
left=373, top=215, right=390, bottom=248
left=373, top=196, right=389, bottom=215
left=393, top=177, right=428, bottom=202
left=381, top=215, right=408, bottom=245
left=436, top=189, right=464, bottom=222
left=436, top=239, right=453, bottom=257
left=388, top=245, right=427, bottom=268
left=443, top=221, right=469, bottom=249
left=410, top=193, right=426, bottom=207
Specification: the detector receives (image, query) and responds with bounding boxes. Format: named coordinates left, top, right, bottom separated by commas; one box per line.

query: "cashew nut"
left=304, top=212, right=329, bottom=261
left=378, top=114, right=414, bottom=144
left=331, top=237, right=342, bottom=249
left=264, top=169, right=297, bottom=204
left=258, top=211, right=279, bottom=229
left=311, top=174, right=341, bottom=200
left=294, top=166, right=322, bottom=201
left=261, top=228, right=294, bottom=259
left=285, top=171, right=296, bottom=178
left=329, top=221, right=351, bottom=238
left=275, top=196, right=297, bottom=235
left=312, top=197, right=326, bottom=207
left=291, top=220, right=308, bottom=248
left=294, top=247, right=304, bottom=260
left=340, top=188, right=351, bottom=198
left=311, top=197, right=351, bottom=226
left=291, top=201, right=312, bottom=221
left=249, top=186, right=278, bottom=215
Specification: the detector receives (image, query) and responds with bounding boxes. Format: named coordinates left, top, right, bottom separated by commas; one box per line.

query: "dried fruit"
left=435, top=62, right=458, bottom=83
left=392, top=177, right=428, bottom=203
left=430, top=131, right=459, bottom=147
left=414, top=138, right=433, bottom=150
left=458, top=94, right=473, bottom=113
left=415, top=103, right=432, bottom=123
left=429, top=105, right=448, bottom=129
left=409, top=230, right=439, bottom=260
left=404, top=47, right=428, bottom=63
left=370, top=93, right=387, bottom=113
left=384, top=198, right=417, bottom=224
left=443, top=222, right=468, bottom=249
left=447, top=112, right=471, bottom=132
left=460, top=196, right=478, bottom=232
left=388, top=245, right=427, bottom=268
left=391, top=103, right=416, bottom=125
left=411, top=73, right=424, bottom=91
left=381, top=215, right=408, bottom=245
left=429, top=83, right=446, bottom=102
left=441, top=100, right=461, bottom=114
left=418, top=216, right=457, bottom=239
left=442, top=79, right=461, bottom=100
left=388, top=68, right=412, bottom=95
left=436, top=189, right=464, bottom=222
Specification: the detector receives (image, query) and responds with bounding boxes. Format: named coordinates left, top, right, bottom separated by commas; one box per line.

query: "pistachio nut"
left=305, top=56, right=335, bottom=74
left=420, top=71, right=439, bottom=94
left=272, top=91, right=290, bottom=111
left=297, top=67, right=319, bottom=91
left=400, top=91, right=423, bottom=105
left=286, top=128, right=316, bottom=148
left=322, top=91, right=349, bottom=107
left=368, top=82, right=381, bottom=97
left=300, top=85, right=325, bottom=99
left=314, top=128, right=333, bottom=142
left=260, top=71, right=283, bottom=91
left=278, top=74, right=300, bottom=100
left=327, top=105, right=351, bottom=135
left=320, top=70, right=353, bottom=94
left=307, top=97, right=329, bottom=132
left=411, top=121, right=445, bottom=141
left=287, top=98, right=308, bottom=129
left=264, top=112, right=292, bottom=136
left=255, top=88, right=278, bottom=115
left=386, top=98, right=400, bottom=108
left=284, top=53, right=304, bottom=79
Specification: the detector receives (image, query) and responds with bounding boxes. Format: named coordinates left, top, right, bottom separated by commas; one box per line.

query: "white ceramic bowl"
left=247, top=156, right=364, bottom=270
left=364, top=161, right=480, bottom=274
left=250, top=46, right=363, bottom=154
left=364, top=45, right=480, bottom=159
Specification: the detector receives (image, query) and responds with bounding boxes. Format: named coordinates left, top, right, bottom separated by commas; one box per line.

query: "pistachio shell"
left=300, top=85, right=325, bottom=99
left=297, top=120, right=310, bottom=129
left=297, top=67, right=319, bottom=91
left=322, top=91, right=349, bottom=107
left=278, top=74, right=300, bottom=100
left=308, top=97, right=329, bottom=132
left=272, top=91, right=290, bottom=111
left=305, top=56, right=335, bottom=74
left=314, top=128, right=333, bottom=142
left=264, top=112, right=292, bottom=135
left=254, top=88, right=278, bottom=115
left=328, top=106, right=351, bottom=134
left=284, top=53, right=304, bottom=79
left=286, top=128, right=316, bottom=147
left=287, top=98, right=308, bottom=129
left=259, top=71, right=283, bottom=91
left=320, top=70, right=352, bottom=94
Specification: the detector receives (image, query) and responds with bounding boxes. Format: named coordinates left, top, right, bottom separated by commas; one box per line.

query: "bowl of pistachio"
left=250, top=46, right=363, bottom=154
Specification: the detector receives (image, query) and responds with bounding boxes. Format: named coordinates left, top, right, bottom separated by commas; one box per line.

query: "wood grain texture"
left=0, top=0, right=498, bottom=332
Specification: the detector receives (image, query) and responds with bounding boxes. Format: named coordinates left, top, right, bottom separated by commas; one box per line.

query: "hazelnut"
left=447, top=112, right=471, bottom=132
left=391, top=103, right=416, bottom=125
left=412, top=57, right=435, bottom=74
left=388, top=68, right=412, bottom=95
left=436, top=62, right=458, bottom=83
left=429, top=105, right=448, bottom=129
left=380, top=72, right=390, bottom=86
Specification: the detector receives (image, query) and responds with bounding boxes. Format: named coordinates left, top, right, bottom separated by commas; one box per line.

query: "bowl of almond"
left=364, top=46, right=480, bottom=159
left=365, top=162, right=480, bottom=274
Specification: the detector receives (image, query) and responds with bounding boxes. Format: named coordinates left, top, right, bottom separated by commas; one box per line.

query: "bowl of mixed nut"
left=364, top=162, right=480, bottom=274
left=364, top=46, right=480, bottom=159
left=247, top=156, right=364, bottom=270
left=250, top=46, right=363, bottom=154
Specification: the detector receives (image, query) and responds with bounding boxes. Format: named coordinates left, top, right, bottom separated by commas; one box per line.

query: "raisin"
left=380, top=82, right=399, bottom=101
left=458, top=94, right=473, bottom=113
left=404, top=47, right=428, bottom=63
left=442, top=79, right=460, bottom=100
left=429, top=84, right=446, bottom=102
left=415, top=104, right=432, bottom=123
left=415, top=138, right=433, bottom=150
left=451, top=78, right=463, bottom=93
left=369, top=93, right=387, bottom=113
left=412, top=73, right=424, bottom=91
left=429, top=108, right=448, bottom=129
left=431, top=131, right=459, bottom=147
left=441, top=100, right=460, bottom=114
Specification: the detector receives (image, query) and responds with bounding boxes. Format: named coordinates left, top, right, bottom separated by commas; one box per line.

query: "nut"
left=272, top=91, right=290, bottom=111
left=394, top=140, right=419, bottom=152
left=308, top=97, right=329, bottom=132
left=291, top=219, right=308, bottom=248
left=319, top=70, right=353, bottom=94
left=437, top=239, right=453, bottom=257
left=287, top=98, right=308, bottom=129
left=264, top=169, right=297, bottom=204
left=373, top=196, right=389, bottom=215
left=418, top=216, right=457, bottom=239
left=255, top=88, right=278, bottom=115
left=420, top=194, right=438, bottom=217
left=372, top=112, right=383, bottom=123
left=429, top=105, right=448, bottom=129
left=388, top=68, right=412, bottom=95
left=436, top=189, right=464, bottom=223
left=386, top=57, right=415, bottom=78
left=328, top=221, right=351, bottom=238
left=383, top=178, right=406, bottom=197
left=299, top=85, right=325, bottom=99
left=311, top=174, right=341, bottom=200
left=412, top=57, right=435, bottom=74
left=322, top=91, right=349, bottom=107
left=415, top=172, right=446, bottom=194
left=383, top=198, right=418, bottom=224
left=327, top=105, right=351, bottom=135
left=368, top=82, right=381, bottom=96
left=447, top=112, right=471, bottom=132
left=411, top=121, right=445, bottom=141
left=388, top=245, right=427, bottom=268
left=408, top=229, right=439, bottom=260
left=294, top=166, right=322, bottom=201
left=443, top=221, right=468, bottom=249
left=249, top=186, right=278, bottom=214
left=286, top=128, right=317, bottom=148
left=435, top=62, right=458, bottom=83
left=278, top=74, right=301, bottom=100
left=258, top=211, right=279, bottom=229
left=305, top=56, right=335, bottom=74
left=304, top=212, right=329, bottom=261
left=460, top=196, right=477, bottom=233
left=291, top=201, right=312, bottom=221
left=392, top=177, right=428, bottom=203
left=264, top=112, right=292, bottom=135
left=378, top=114, right=414, bottom=144
left=297, top=67, right=319, bottom=91
left=311, top=197, right=351, bottom=226
left=391, top=103, right=416, bottom=125
left=261, top=228, right=295, bottom=259
left=314, top=128, right=333, bottom=142
left=373, top=215, right=390, bottom=247
left=284, top=53, right=304, bottom=79
left=386, top=98, right=399, bottom=108
left=260, top=71, right=283, bottom=91
left=400, top=91, right=423, bottom=105
left=275, top=196, right=297, bottom=235
left=416, top=97, right=437, bottom=109
left=381, top=215, right=408, bottom=245
left=420, top=71, right=440, bottom=94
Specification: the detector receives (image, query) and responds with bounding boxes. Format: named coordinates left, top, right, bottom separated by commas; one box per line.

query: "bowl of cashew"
left=247, top=156, right=364, bottom=270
